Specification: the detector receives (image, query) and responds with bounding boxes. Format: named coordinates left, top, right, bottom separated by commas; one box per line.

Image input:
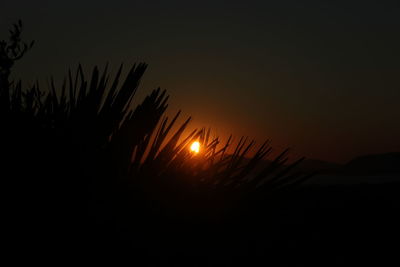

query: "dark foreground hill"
left=8, top=181, right=399, bottom=266
left=141, top=181, right=400, bottom=267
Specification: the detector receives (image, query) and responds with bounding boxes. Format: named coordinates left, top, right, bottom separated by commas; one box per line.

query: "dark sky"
left=1, top=0, right=400, bottom=163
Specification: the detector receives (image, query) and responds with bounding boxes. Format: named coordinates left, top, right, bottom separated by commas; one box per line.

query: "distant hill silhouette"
left=296, top=158, right=342, bottom=173
left=301, top=153, right=400, bottom=185
left=245, top=152, right=400, bottom=178
left=342, top=152, right=400, bottom=174
left=291, top=153, right=400, bottom=176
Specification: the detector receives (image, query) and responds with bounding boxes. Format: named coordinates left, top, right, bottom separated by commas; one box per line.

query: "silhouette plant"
left=1, top=21, right=313, bottom=255
left=0, top=20, right=33, bottom=108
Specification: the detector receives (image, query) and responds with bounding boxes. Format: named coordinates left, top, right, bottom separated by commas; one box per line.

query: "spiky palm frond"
left=1, top=22, right=313, bottom=246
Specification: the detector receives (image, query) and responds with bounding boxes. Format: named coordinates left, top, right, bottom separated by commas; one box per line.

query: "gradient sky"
left=1, top=0, right=400, bottom=163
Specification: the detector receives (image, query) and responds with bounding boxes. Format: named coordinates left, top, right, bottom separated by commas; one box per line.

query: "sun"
left=190, top=141, right=200, bottom=153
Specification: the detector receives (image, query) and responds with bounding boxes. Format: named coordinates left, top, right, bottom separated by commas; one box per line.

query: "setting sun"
left=190, top=141, right=200, bottom=153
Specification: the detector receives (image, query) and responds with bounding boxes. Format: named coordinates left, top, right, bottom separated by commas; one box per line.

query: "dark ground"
left=5, top=174, right=400, bottom=266
left=93, top=179, right=400, bottom=266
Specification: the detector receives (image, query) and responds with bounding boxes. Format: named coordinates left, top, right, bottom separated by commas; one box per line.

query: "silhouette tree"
left=0, top=20, right=33, bottom=109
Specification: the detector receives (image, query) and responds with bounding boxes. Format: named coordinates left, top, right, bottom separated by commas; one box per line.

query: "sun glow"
left=190, top=141, right=200, bottom=153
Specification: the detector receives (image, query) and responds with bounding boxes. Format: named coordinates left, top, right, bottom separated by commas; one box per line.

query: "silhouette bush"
left=1, top=21, right=313, bottom=258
